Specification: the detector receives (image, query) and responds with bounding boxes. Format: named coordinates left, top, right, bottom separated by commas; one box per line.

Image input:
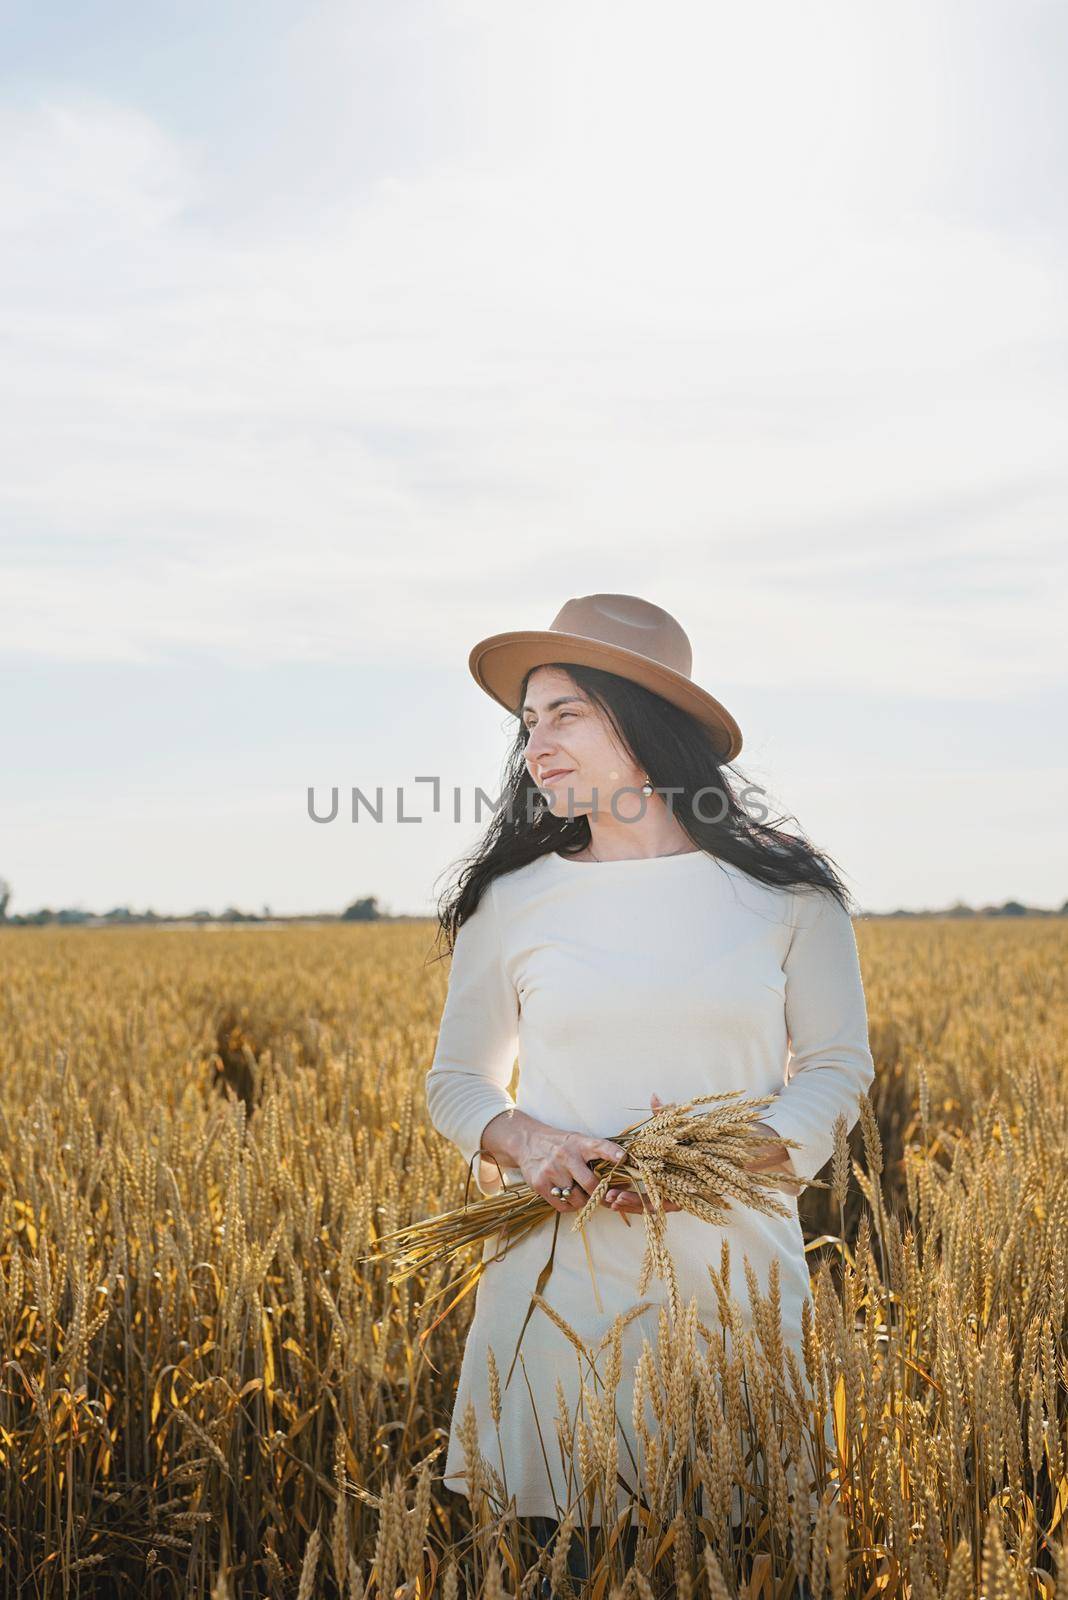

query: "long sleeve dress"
left=424, top=848, right=875, bottom=1523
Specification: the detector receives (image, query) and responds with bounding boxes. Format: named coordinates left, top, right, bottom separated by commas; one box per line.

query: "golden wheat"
left=0, top=918, right=1065, bottom=1597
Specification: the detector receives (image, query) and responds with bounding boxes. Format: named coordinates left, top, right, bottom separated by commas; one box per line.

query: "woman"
left=424, top=592, right=875, bottom=1568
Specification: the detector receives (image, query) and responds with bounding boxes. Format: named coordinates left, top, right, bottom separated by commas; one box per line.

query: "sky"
left=2, top=0, right=1066, bottom=918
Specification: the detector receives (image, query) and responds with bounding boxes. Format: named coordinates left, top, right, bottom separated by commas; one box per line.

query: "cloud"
left=1, top=2, right=1066, bottom=699
left=0, top=97, right=194, bottom=240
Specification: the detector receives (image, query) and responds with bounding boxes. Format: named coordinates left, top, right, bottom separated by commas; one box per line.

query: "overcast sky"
left=2, top=0, right=1066, bottom=917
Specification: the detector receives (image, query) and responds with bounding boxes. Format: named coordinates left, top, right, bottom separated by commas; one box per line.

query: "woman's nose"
left=526, top=739, right=556, bottom=772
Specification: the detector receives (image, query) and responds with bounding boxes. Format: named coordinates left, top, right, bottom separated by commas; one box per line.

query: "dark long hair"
left=433, top=662, right=854, bottom=954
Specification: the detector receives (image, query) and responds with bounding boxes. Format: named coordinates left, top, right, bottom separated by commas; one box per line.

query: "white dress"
left=424, top=849, right=875, bottom=1522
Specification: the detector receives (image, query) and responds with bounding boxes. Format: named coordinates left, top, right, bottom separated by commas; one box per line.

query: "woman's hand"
left=744, top=1120, right=801, bottom=1191
left=505, top=1113, right=629, bottom=1213
left=603, top=1094, right=684, bottom=1216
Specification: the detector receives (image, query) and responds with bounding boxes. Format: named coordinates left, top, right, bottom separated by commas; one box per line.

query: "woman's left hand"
left=745, top=1120, right=801, bottom=1190
left=604, top=1094, right=684, bottom=1215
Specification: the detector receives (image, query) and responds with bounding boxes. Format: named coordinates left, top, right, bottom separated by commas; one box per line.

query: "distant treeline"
left=863, top=899, right=1068, bottom=919
left=1, top=892, right=1066, bottom=926
left=0, top=893, right=401, bottom=926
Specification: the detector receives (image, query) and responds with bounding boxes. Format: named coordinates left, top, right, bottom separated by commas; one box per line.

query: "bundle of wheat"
left=361, top=1090, right=827, bottom=1357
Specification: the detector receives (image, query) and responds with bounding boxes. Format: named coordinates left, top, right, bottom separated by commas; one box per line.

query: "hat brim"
left=468, top=629, right=743, bottom=762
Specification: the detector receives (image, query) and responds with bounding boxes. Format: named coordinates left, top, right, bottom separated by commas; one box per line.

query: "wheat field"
left=0, top=918, right=1065, bottom=1599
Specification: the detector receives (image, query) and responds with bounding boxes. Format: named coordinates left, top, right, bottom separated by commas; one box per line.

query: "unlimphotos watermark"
left=306, top=779, right=771, bottom=827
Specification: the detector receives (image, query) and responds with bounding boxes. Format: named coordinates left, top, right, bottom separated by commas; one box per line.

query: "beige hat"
left=468, top=592, right=743, bottom=762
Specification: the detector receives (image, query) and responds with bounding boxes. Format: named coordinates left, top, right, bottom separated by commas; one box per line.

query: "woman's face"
left=521, top=666, right=645, bottom=819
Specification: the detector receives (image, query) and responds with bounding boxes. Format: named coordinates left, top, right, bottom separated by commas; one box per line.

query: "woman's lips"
left=540, top=769, right=574, bottom=784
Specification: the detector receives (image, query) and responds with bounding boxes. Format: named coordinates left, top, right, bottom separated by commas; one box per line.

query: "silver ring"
left=550, top=1186, right=562, bottom=1196
left=560, top=1185, right=573, bottom=1197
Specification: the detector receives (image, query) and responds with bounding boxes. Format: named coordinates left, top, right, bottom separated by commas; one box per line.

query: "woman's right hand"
left=482, top=1113, right=626, bottom=1209
left=512, top=1120, right=629, bottom=1214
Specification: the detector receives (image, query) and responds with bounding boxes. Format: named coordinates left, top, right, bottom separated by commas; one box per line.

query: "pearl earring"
left=641, top=775, right=654, bottom=796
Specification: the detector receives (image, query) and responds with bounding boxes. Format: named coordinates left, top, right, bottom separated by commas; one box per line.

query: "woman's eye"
left=523, top=710, right=576, bottom=733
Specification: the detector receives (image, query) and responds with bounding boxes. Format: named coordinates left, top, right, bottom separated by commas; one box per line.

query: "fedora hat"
left=468, top=592, right=743, bottom=762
